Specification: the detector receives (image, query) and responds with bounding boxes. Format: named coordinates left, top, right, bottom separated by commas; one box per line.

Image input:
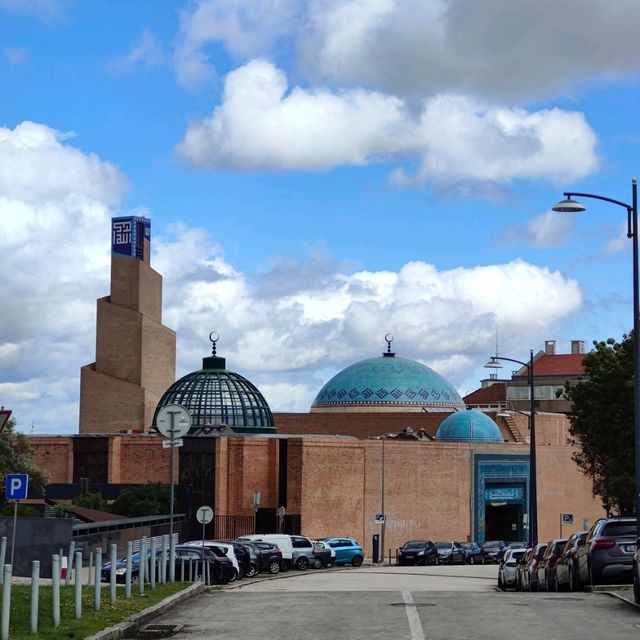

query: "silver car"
left=498, top=547, right=528, bottom=589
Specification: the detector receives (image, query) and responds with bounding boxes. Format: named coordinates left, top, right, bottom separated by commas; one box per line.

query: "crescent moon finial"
left=384, top=333, right=394, bottom=356
left=209, top=331, right=219, bottom=356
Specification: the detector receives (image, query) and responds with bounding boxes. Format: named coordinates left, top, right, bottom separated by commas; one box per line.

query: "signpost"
left=5, top=474, right=28, bottom=566
left=155, top=405, right=192, bottom=582
left=560, top=513, right=574, bottom=536
left=196, top=506, right=213, bottom=584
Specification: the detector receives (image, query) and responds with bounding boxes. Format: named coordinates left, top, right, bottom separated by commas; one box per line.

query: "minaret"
left=79, top=216, right=176, bottom=433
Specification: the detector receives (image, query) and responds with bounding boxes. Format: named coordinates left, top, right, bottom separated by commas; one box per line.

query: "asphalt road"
left=142, top=564, right=640, bottom=640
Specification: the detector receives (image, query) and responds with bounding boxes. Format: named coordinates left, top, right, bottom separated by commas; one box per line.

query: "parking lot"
left=144, top=564, right=640, bottom=640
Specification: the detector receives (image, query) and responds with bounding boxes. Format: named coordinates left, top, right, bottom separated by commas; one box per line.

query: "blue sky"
left=1, top=0, right=640, bottom=434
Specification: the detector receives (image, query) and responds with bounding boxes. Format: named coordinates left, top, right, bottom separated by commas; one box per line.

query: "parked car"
left=435, top=541, right=466, bottom=565
left=461, top=542, right=484, bottom=565
left=318, top=537, right=364, bottom=566
left=182, top=540, right=242, bottom=581
left=575, top=517, right=637, bottom=588
left=515, top=547, right=534, bottom=591
left=397, top=540, right=438, bottom=566
left=498, top=547, right=528, bottom=590
left=633, top=540, right=640, bottom=604
left=239, top=534, right=318, bottom=570
left=312, top=540, right=336, bottom=568
left=553, top=531, right=587, bottom=592
left=239, top=540, right=283, bottom=575
left=521, top=543, right=547, bottom=591
left=537, top=538, right=567, bottom=591
left=481, top=540, right=509, bottom=563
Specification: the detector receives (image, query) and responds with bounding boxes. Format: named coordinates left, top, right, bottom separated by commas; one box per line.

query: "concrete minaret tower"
left=79, top=216, right=176, bottom=433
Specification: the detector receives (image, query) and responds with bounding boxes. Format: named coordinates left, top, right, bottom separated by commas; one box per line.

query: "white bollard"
left=51, top=555, right=60, bottom=627
left=0, top=539, right=5, bottom=586
left=125, top=541, right=132, bottom=599
left=94, top=548, right=102, bottom=611
left=138, top=539, right=146, bottom=595
left=150, top=538, right=156, bottom=591
left=1, top=565, right=11, bottom=640
left=74, top=551, right=82, bottom=619
left=30, top=560, right=40, bottom=633
left=110, top=544, right=117, bottom=605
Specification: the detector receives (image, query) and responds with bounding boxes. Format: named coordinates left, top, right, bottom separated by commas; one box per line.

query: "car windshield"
left=403, top=541, right=425, bottom=549
left=435, top=542, right=451, bottom=549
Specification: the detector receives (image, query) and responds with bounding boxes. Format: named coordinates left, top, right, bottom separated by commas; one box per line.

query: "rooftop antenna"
left=31, top=420, right=35, bottom=434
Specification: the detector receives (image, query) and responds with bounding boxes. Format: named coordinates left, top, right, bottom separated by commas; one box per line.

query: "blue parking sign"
left=6, top=474, right=29, bottom=500
left=562, top=513, right=574, bottom=524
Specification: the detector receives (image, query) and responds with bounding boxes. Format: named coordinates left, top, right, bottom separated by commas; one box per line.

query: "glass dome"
left=435, top=408, right=503, bottom=443
left=153, top=353, right=275, bottom=435
left=312, top=352, right=464, bottom=411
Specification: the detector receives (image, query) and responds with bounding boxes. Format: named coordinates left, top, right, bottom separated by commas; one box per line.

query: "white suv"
left=239, top=534, right=318, bottom=570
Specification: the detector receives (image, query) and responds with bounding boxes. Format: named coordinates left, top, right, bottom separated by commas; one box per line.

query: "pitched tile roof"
left=513, top=354, right=585, bottom=378
left=463, top=383, right=506, bottom=405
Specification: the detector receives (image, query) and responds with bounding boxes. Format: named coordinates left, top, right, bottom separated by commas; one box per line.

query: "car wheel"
left=268, top=560, right=280, bottom=575
left=246, top=563, right=258, bottom=578
left=634, top=564, right=640, bottom=604
left=296, top=557, right=309, bottom=571
left=568, top=565, right=576, bottom=592
left=227, top=569, right=237, bottom=583
left=237, top=565, right=245, bottom=580
left=313, top=557, right=322, bottom=569
left=498, top=573, right=504, bottom=590
left=131, top=574, right=140, bottom=585
left=351, top=555, right=363, bottom=567
left=281, top=561, right=290, bottom=572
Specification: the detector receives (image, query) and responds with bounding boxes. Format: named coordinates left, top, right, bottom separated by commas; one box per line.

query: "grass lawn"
left=4, top=581, right=191, bottom=639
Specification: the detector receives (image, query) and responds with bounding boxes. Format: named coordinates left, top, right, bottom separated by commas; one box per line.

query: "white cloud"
left=107, top=29, right=164, bottom=75
left=501, top=209, right=577, bottom=247
left=171, top=1, right=640, bottom=100
left=173, top=0, right=302, bottom=90
left=176, top=61, right=599, bottom=189
left=3, top=47, right=27, bottom=64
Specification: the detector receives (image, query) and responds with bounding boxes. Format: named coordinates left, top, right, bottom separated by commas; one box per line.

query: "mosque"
left=28, top=216, right=603, bottom=557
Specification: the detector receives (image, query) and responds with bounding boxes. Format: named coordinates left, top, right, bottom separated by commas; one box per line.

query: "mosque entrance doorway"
left=485, top=503, right=522, bottom=542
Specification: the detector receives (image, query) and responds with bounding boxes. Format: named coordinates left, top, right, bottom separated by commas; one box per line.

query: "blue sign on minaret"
left=112, top=216, right=150, bottom=259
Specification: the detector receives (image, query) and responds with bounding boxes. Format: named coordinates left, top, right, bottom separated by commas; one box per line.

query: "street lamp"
left=485, top=350, right=537, bottom=546
left=552, top=180, right=639, bottom=535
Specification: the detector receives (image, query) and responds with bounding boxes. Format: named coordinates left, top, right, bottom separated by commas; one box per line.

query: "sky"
left=1, top=0, right=640, bottom=434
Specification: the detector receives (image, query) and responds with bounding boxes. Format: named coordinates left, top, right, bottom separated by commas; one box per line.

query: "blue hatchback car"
left=319, top=537, right=364, bottom=566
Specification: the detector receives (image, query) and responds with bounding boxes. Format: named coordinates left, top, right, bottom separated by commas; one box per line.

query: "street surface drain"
left=390, top=602, right=436, bottom=607
left=137, top=624, right=185, bottom=638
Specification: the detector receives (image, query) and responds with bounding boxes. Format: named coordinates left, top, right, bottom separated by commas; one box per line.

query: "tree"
left=0, top=417, right=49, bottom=507
left=563, top=335, right=634, bottom=515
left=111, top=482, right=180, bottom=518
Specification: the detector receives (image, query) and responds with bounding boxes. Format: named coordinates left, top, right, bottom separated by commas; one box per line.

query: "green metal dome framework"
left=153, top=351, right=276, bottom=436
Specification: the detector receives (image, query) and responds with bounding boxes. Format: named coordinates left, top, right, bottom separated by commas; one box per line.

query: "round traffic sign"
left=155, top=404, right=192, bottom=439
left=196, top=505, right=214, bottom=524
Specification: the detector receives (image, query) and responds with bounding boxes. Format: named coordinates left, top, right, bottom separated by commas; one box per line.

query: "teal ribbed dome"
left=311, top=354, right=464, bottom=410
left=435, top=408, right=503, bottom=443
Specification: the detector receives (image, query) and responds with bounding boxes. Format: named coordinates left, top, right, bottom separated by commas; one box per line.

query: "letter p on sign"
left=6, top=474, right=28, bottom=501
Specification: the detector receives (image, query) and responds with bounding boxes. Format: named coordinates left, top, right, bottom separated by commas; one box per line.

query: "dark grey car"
left=575, top=517, right=636, bottom=588
left=554, top=531, right=587, bottom=591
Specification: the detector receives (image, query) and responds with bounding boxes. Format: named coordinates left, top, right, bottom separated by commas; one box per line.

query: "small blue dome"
left=312, top=354, right=464, bottom=409
left=435, top=408, right=503, bottom=443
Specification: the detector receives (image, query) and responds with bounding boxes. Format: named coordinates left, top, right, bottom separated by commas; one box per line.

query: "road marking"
left=402, top=590, right=426, bottom=640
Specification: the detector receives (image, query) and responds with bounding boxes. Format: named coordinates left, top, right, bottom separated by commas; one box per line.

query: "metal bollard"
left=181, top=557, right=185, bottom=582
left=138, top=539, right=146, bottom=596
left=125, top=541, right=132, bottom=599
left=30, top=560, right=40, bottom=634
left=169, top=534, right=175, bottom=583
left=189, top=559, right=193, bottom=582
left=110, top=544, right=117, bottom=605
left=52, top=555, right=60, bottom=627
left=150, top=538, right=156, bottom=591
left=161, top=538, right=168, bottom=584
left=0, top=539, right=5, bottom=586
left=94, top=548, right=102, bottom=611
left=88, top=551, right=94, bottom=585
left=74, top=551, right=82, bottom=619
left=66, top=541, right=75, bottom=586
left=1, top=565, right=12, bottom=640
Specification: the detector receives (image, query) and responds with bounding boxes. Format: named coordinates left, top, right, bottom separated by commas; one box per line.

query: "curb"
left=84, top=582, right=206, bottom=640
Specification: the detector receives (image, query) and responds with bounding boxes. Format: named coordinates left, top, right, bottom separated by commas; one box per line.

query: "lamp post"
left=552, top=180, right=639, bottom=535
left=485, top=350, right=537, bottom=546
